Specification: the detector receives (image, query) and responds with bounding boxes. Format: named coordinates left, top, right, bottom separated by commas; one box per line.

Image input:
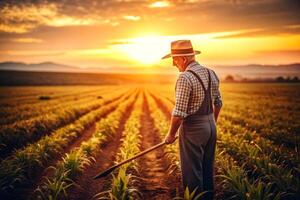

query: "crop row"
left=154, top=83, right=299, bottom=121
left=216, top=151, right=284, bottom=200
left=222, top=105, right=298, bottom=134
left=217, top=117, right=300, bottom=198
left=218, top=117, right=299, bottom=168
left=147, top=92, right=208, bottom=199
left=144, top=92, right=181, bottom=184
left=34, top=90, right=138, bottom=200
left=0, top=90, right=130, bottom=158
left=205, top=97, right=299, bottom=167
left=0, top=87, right=121, bottom=125
left=154, top=91, right=299, bottom=167
left=0, top=86, right=103, bottom=108
left=148, top=92, right=247, bottom=199
left=221, top=109, right=299, bottom=149
left=220, top=87, right=298, bottom=148
left=98, top=93, right=143, bottom=199
left=223, top=96, right=299, bottom=122
left=0, top=90, right=135, bottom=196
left=162, top=92, right=299, bottom=149
left=0, top=85, right=123, bottom=105
left=152, top=91, right=300, bottom=199
left=0, top=86, right=82, bottom=101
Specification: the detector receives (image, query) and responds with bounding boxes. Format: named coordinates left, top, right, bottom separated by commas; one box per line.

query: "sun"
left=111, top=34, right=170, bottom=66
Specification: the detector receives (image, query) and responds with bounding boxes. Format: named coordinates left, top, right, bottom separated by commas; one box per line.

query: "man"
left=162, top=40, right=222, bottom=199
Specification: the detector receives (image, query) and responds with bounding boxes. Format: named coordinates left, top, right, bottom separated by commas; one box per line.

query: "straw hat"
left=161, top=40, right=201, bottom=59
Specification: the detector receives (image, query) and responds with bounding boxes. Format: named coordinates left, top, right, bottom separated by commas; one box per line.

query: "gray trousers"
left=179, top=113, right=216, bottom=199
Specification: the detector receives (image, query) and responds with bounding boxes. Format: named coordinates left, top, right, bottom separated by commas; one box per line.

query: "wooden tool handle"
left=93, top=135, right=178, bottom=179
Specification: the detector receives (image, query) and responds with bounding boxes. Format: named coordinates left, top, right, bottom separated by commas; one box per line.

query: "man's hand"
left=164, top=133, right=177, bottom=144
left=165, top=115, right=183, bottom=144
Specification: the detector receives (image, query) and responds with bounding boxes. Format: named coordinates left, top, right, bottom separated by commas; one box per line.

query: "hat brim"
left=161, top=50, right=201, bottom=59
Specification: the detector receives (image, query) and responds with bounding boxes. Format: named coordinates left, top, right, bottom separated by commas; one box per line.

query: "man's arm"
left=214, top=106, right=221, bottom=122
left=211, top=70, right=222, bottom=122
left=164, top=73, right=191, bottom=144
left=164, top=116, right=183, bottom=144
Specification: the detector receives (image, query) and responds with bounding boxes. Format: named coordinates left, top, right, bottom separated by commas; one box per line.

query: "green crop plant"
left=34, top=151, right=92, bottom=199
left=145, top=92, right=180, bottom=173
left=60, top=150, right=93, bottom=178
left=35, top=169, right=74, bottom=200
left=217, top=154, right=282, bottom=200
left=0, top=90, right=129, bottom=158
left=217, top=124, right=299, bottom=196
left=146, top=85, right=300, bottom=199
left=96, top=169, right=141, bottom=200
left=34, top=92, right=138, bottom=199
left=1, top=84, right=299, bottom=199
left=80, top=135, right=105, bottom=156
left=98, top=94, right=143, bottom=200
left=0, top=87, right=124, bottom=126
left=0, top=91, right=134, bottom=194
left=174, top=187, right=207, bottom=200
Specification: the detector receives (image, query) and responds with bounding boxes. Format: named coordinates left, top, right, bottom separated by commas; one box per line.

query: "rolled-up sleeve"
left=211, top=71, right=223, bottom=108
left=172, top=74, right=192, bottom=118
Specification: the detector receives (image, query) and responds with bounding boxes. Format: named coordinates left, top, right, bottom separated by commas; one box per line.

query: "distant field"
left=0, top=70, right=176, bottom=85
left=0, top=83, right=299, bottom=199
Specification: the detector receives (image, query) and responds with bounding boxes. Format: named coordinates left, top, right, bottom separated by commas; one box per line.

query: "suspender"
left=186, top=69, right=211, bottom=93
left=186, top=68, right=213, bottom=115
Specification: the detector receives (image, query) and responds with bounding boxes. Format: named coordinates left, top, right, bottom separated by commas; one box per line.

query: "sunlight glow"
left=109, top=30, right=254, bottom=66
left=11, top=38, right=43, bottom=43
left=107, top=29, right=300, bottom=66
left=3, top=29, right=299, bottom=67
left=149, top=1, right=171, bottom=8
left=110, top=34, right=170, bottom=65
left=122, top=15, right=141, bottom=21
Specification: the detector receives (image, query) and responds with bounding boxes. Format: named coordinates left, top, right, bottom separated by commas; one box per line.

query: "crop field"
left=0, top=83, right=299, bottom=200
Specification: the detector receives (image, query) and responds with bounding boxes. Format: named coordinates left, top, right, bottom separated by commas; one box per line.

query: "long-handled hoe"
left=93, top=136, right=178, bottom=179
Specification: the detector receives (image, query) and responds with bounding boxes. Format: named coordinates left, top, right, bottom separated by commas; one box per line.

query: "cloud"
left=0, top=2, right=110, bottom=33
left=156, top=0, right=300, bottom=36
left=212, top=28, right=260, bottom=39
left=148, top=1, right=171, bottom=8
left=0, top=23, right=35, bottom=34
left=0, top=3, right=57, bottom=33
left=108, top=41, right=134, bottom=45
left=0, top=50, right=65, bottom=56
left=214, top=25, right=300, bottom=39
left=11, top=38, right=43, bottom=43
left=256, top=50, right=300, bottom=57
left=122, top=15, right=141, bottom=21
left=0, top=0, right=299, bottom=35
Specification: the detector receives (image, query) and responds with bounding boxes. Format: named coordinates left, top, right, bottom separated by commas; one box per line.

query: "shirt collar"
left=185, top=61, right=200, bottom=71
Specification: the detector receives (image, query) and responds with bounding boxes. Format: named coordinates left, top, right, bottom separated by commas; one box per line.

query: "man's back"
left=173, top=61, right=222, bottom=118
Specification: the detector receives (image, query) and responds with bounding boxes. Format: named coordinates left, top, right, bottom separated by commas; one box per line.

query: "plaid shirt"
left=172, top=61, right=222, bottom=118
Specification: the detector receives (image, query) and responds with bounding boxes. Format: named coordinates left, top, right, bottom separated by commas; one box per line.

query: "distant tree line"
left=275, top=76, right=300, bottom=83
left=223, top=75, right=300, bottom=83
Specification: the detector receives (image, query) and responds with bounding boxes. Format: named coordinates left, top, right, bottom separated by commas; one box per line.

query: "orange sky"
left=0, top=0, right=300, bottom=71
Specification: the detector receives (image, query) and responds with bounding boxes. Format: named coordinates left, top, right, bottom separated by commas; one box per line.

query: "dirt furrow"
left=136, top=94, right=178, bottom=200
left=22, top=94, right=132, bottom=199
left=68, top=98, right=136, bottom=200
left=150, top=92, right=171, bottom=119
left=0, top=91, right=129, bottom=160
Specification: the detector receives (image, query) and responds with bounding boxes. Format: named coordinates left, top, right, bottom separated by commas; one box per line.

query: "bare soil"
left=68, top=99, right=136, bottom=200
left=150, top=92, right=171, bottom=119
left=21, top=94, right=129, bottom=199
left=134, top=94, right=181, bottom=200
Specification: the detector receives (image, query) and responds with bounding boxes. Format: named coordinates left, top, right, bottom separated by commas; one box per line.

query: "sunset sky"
left=0, top=0, right=300, bottom=71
